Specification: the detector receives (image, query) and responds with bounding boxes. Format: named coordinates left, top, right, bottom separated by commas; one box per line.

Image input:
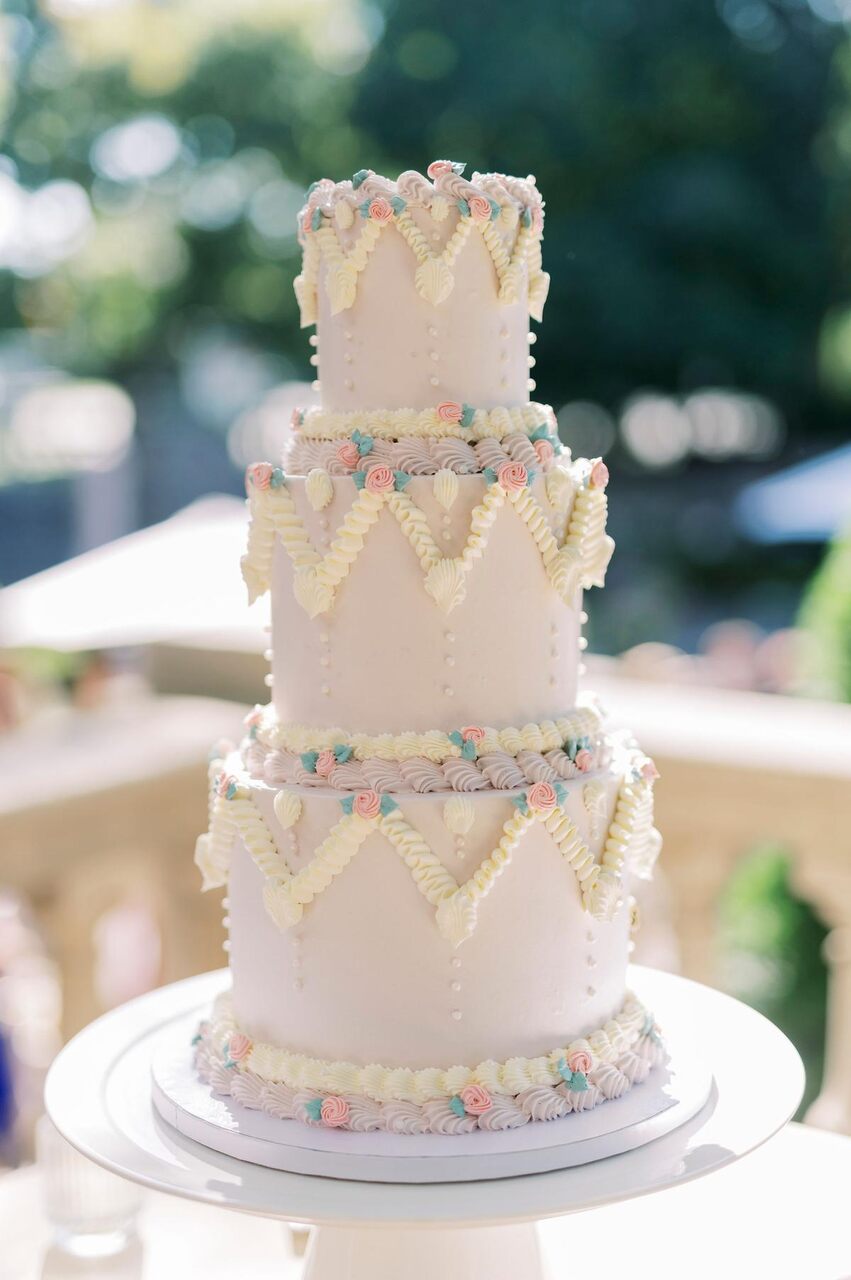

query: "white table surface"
left=4, top=1123, right=851, bottom=1280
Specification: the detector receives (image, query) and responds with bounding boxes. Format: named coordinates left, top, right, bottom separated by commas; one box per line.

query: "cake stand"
left=45, top=968, right=804, bottom=1280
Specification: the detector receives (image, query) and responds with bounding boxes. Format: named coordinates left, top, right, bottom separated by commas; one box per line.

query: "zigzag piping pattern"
left=241, top=471, right=613, bottom=616
left=194, top=771, right=658, bottom=945
left=294, top=212, right=547, bottom=323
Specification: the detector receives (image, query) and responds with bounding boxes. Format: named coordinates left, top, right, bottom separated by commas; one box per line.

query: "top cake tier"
left=295, top=162, right=549, bottom=412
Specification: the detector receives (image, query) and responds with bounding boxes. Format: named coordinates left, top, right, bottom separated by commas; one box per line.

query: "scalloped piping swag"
left=293, top=171, right=549, bottom=324
left=240, top=464, right=613, bottom=617
left=194, top=766, right=660, bottom=946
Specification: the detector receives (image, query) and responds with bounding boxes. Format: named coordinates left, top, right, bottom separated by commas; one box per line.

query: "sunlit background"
left=0, top=0, right=850, bottom=1173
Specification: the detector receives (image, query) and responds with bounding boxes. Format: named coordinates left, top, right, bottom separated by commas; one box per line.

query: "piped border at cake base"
left=192, top=991, right=667, bottom=1135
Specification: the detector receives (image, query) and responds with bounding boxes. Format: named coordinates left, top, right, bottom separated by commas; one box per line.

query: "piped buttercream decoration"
left=427, top=159, right=466, bottom=179
left=583, top=779, right=609, bottom=842
left=195, top=989, right=663, bottom=1114
left=443, top=796, right=475, bottom=835
left=293, top=402, right=553, bottom=442
left=273, top=789, right=302, bottom=830
left=294, top=167, right=547, bottom=321
left=225, top=1032, right=252, bottom=1068
left=320, top=1095, right=350, bottom=1127
left=433, top=468, right=459, bottom=511
left=242, top=461, right=611, bottom=616
left=196, top=763, right=652, bottom=941
left=305, top=468, right=333, bottom=510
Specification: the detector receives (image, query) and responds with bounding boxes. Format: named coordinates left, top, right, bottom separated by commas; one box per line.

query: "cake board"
left=45, top=966, right=804, bottom=1280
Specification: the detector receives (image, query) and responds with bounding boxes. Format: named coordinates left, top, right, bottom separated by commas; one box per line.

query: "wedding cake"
left=193, top=161, right=665, bottom=1135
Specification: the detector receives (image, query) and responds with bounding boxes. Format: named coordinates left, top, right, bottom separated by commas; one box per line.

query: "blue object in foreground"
left=735, top=445, right=851, bottom=544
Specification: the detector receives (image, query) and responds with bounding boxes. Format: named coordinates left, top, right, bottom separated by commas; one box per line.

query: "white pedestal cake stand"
left=45, top=967, right=804, bottom=1280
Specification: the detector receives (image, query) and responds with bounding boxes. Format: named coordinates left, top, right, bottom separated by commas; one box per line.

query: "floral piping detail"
left=240, top=461, right=613, bottom=616
left=245, top=703, right=605, bottom=766
left=291, top=403, right=559, bottom=443
left=195, top=989, right=666, bottom=1111
left=195, top=759, right=659, bottom=942
left=300, top=744, right=353, bottom=776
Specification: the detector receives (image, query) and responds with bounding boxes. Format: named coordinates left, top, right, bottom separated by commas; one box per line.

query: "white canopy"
left=0, top=494, right=269, bottom=652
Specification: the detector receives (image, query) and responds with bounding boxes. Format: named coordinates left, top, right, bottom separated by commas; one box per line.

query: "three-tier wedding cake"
left=192, top=161, right=665, bottom=1135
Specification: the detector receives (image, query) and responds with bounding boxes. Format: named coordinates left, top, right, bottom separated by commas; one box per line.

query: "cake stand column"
left=302, top=1221, right=547, bottom=1280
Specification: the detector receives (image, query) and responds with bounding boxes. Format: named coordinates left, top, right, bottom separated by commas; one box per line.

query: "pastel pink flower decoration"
left=567, top=1049, right=593, bottom=1075
left=248, top=462, right=273, bottom=491
left=531, top=205, right=544, bottom=235
left=460, top=726, right=485, bottom=745
left=368, top=197, right=394, bottom=224
left=301, top=207, right=314, bottom=235
left=320, top=1095, right=350, bottom=1128
left=290, top=407, right=302, bottom=431
left=468, top=193, right=492, bottom=223
left=460, top=1084, right=492, bottom=1115
left=436, top=401, right=463, bottom=423
left=533, top=438, right=555, bottom=466
left=527, top=780, right=557, bottom=812
left=496, top=461, right=529, bottom=494
left=641, top=759, right=660, bottom=782
left=575, top=748, right=593, bottom=773
left=365, top=465, right=395, bottom=494
left=353, top=790, right=381, bottom=820
left=589, top=460, right=609, bottom=490
left=243, top=706, right=263, bottom=729
left=228, top=1033, right=252, bottom=1062
left=427, top=159, right=454, bottom=179
left=216, top=772, right=238, bottom=798
left=315, top=749, right=336, bottom=778
left=336, top=441, right=360, bottom=469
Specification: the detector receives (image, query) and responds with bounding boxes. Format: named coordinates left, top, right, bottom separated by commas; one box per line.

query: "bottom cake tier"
left=193, top=737, right=663, bottom=1133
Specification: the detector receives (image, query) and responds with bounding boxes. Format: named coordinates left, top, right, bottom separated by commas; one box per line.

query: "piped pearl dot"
left=344, top=331, right=353, bottom=341
left=579, top=636, right=588, bottom=650
left=429, top=375, right=440, bottom=387
left=428, top=325, right=438, bottom=337
left=550, top=646, right=559, bottom=660
left=451, top=1009, right=462, bottom=1021
left=429, top=350, right=439, bottom=361
left=444, top=686, right=454, bottom=697
left=344, top=378, right=353, bottom=390
left=309, top=334, right=318, bottom=347
left=499, top=328, right=509, bottom=340
left=499, top=350, right=508, bottom=363
left=320, top=655, right=330, bottom=668
left=432, top=231, right=440, bottom=241
left=222, top=915, right=231, bottom=928
left=528, top=378, right=536, bottom=390
left=451, top=957, right=462, bottom=969
left=294, top=977, right=304, bottom=991
left=263, top=648, right=273, bottom=661
left=321, top=685, right=330, bottom=696
left=445, top=654, right=455, bottom=667
left=580, top=611, right=589, bottom=624
left=309, top=354, right=319, bottom=366
left=312, top=380, right=320, bottom=391
left=587, top=986, right=596, bottom=998
left=319, top=633, right=329, bottom=644
left=527, top=355, right=536, bottom=367
left=500, top=377, right=508, bottom=388
left=222, top=940, right=230, bottom=952
left=528, top=332, right=537, bottom=344
left=586, top=956, right=597, bottom=969
left=264, top=673, right=274, bottom=687
left=586, top=930, right=595, bottom=944
left=451, top=980, right=461, bottom=993
left=344, top=352, right=353, bottom=363
left=442, top=530, right=451, bottom=541
left=549, top=676, right=557, bottom=687
left=445, top=632, right=455, bottom=643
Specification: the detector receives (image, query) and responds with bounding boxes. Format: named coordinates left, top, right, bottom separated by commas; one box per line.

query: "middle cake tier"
left=242, top=456, right=614, bottom=735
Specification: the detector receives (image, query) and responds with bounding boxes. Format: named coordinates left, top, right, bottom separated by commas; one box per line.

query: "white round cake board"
left=150, top=984, right=709, bottom=1183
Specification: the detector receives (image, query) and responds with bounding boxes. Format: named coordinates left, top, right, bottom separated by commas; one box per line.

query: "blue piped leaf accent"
left=301, top=751, right=319, bottom=773
left=529, top=424, right=551, bottom=443
left=449, top=1094, right=466, bottom=1118
left=554, top=782, right=567, bottom=808
left=334, top=744, right=353, bottom=764
left=191, top=1032, right=202, bottom=1046
left=225, top=780, right=239, bottom=800
left=461, top=738, right=477, bottom=760
left=270, top=468, right=285, bottom=488
left=457, top=198, right=471, bottom=218
left=488, top=199, right=500, bottom=221
left=340, top=796, right=355, bottom=815
left=483, top=467, right=498, bottom=486
left=305, top=1096, right=324, bottom=1122
left=521, top=207, right=532, bottom=228
left=565, top=738, right=578, bottom=760
left=310, top=207, right=322, bottom=232
left=556, top=1058, right=589, bottom=1091
left=352, top=429, right=373, bottom=455
left=514, top=792, right=529, bottom=816
left=393, top=471, right=411, bottom=490
left=352, top=169, right=370, bottom=190
left=359, top=199, right=371, bottom=218
left=352, top=471, right=367, bottom=490
left=448, top=730, right=464, bottom=748
left=460, top=403, right=475, bottom=428
left=306, top=180, right=321, bottom=197
left=379, top=795, right=399, bottom=816
left=390, top=195, right=406, bottom=214
left=526, top=468, right=537, bottom=487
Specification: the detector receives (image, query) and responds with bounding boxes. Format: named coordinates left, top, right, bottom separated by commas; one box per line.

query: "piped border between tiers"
left=194, top=989, right=667, bottom=1133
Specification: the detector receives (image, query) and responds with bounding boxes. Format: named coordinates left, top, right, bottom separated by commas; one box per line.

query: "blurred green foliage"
left=798, top=523, right=851, bottom=699
left=718, top=844, right=828, bottom=1115
left=0, top=0, right=848, bottom=442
